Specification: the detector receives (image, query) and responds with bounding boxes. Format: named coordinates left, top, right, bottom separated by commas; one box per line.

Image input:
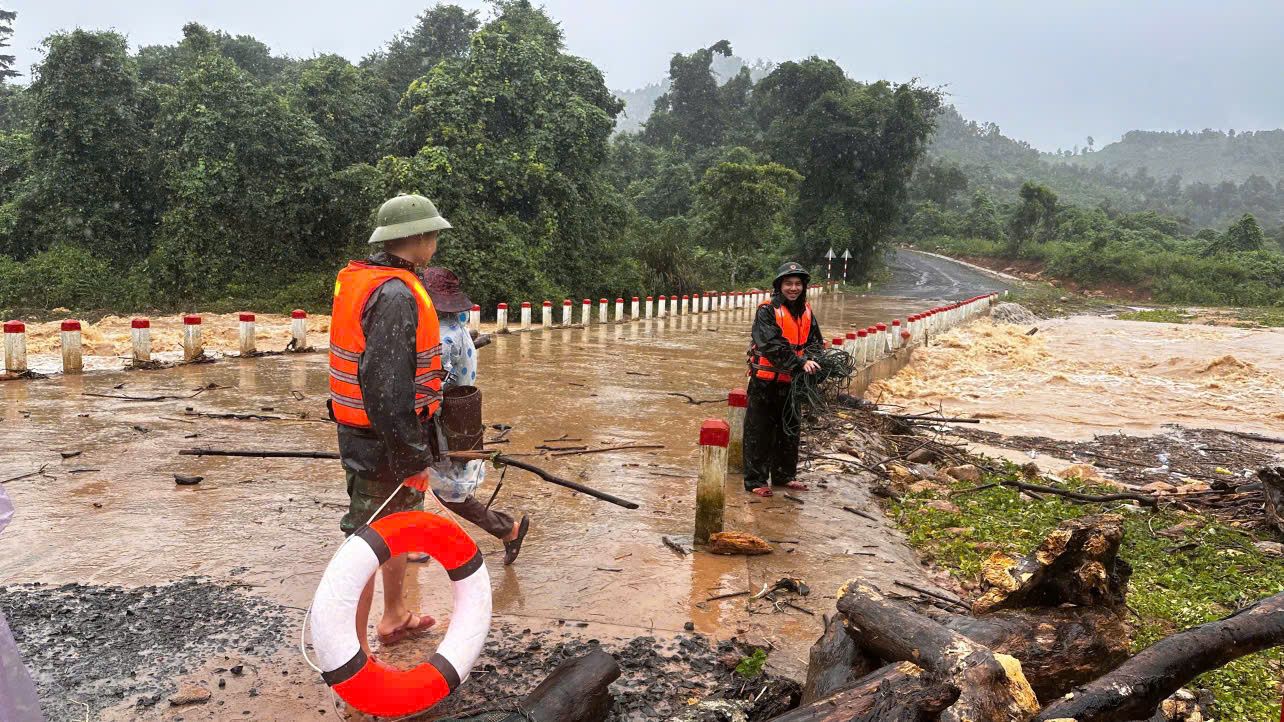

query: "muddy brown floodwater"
left=0, top=290, right=950, bottom=721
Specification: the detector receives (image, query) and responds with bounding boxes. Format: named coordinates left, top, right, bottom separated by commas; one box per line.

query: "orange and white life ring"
left=309, top=511, right=491, bottom=718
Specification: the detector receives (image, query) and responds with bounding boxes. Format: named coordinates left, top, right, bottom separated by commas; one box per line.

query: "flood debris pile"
left=0, top=578, right=293, bottom=719
left=425, top=625, right=799, bottom=722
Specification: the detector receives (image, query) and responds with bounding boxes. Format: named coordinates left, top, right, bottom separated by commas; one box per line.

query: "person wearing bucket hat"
left=418, top=267, right=530, bottom=564
left=741, top=261, right=824, bottom=497
left=328, top=194, right=452, bottom=650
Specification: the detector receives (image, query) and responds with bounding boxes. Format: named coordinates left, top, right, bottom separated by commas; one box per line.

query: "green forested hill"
left=1063, top=129, right=1284, bottom=186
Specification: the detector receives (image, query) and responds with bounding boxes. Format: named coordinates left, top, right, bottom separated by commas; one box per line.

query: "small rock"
left=908, top=480, right=945, bottom=494
left=218, top=678, right=226, bottom=689
left=169, top=685, right=211, bottom=706
left=888, top=464, right=915, bottom=485
left=944, top=464, right=982, bottom=482
left=229, top=665, right=244, bottom=676
left=1140, top=481, right=1177, bottom=494
left=684, top=622, right=695, bottom=632
left=1254, top=541, right=1284, bottom=557
left=925, top=500, right=961, bottom=514
left=907, top=447, right=940, bottom=464
left=707, top=531, right=772, bottom=556
left=1020, top=461, right=1041, bottom=479
left=944, top=527, right=974, bottom=536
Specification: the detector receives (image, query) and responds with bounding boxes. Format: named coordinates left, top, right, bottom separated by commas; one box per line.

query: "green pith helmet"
left=772, top=261, right=811, bottom=288
left=368, top=194, right=452, bottom=244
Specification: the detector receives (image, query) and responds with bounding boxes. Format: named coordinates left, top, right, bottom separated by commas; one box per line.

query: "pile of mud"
left=870, top=316, right=1284, bottom=441
left=0, top=578, right=293, bottom=719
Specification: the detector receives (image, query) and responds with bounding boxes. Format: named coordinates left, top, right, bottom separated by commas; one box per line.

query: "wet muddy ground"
left=0, top=289, right=957, bottom=720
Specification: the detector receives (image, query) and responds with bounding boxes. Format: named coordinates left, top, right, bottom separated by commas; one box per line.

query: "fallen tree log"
left=1036, top=590, right=1284, bottom=722
left=802, top=615, right=877, bottom=704
left=973, top=513, right=1131, bottom=615
left=518, top=648, right=620, bottom=722
left=1260, top=465, right=1284, bottom=536
left=836, top=581, right=1040, bottom=722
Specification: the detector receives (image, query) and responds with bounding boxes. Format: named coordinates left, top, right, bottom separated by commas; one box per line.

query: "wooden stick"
left=550, top=444, right=663, bottom=457
left=0, top=464, right=49, bottom=485
left=665, top=392, right=724, bottom=405
left=1000, top=479, right=1157, bottom=508
left=707, top=590, right=749, bottom=602
left=893, top=580, right=970, bottom=610
left=842, top=506, right=879, bottom=522
left=178, top=448, right=640, bottom=509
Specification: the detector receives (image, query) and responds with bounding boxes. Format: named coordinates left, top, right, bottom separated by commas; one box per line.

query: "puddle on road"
left=0, top=290, right=949, bottom=705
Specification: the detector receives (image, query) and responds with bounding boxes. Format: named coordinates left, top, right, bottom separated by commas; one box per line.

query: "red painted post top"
left=615, top=298, right=624, bottom=303
left=583, top=299, right=591, bottom=304
left=846, top=332, right=857, bottom=340
left=699, top=418, right=730, bottom=447
left=876, top=323, right=887, bottom=331
left=2, top=321, right=21, bottom=333
left=727, top=388, right=748, bottom=408
left=600, top=298, right=608, bottom=303
left=183, top=315, right=201, bottom=325
left=892, top=319, right=901, bottom=326
left=901, top=331, right=911, bottom=339
left=631, top=297, right=639, bottom=302
left=291, top=309, right=307, bottom=319
left=497, top=303, right=508, bottom=310
left=543, top=301, right=552, bottom=306
left=239, top=313, right=255, bottom=322
left=857, top=330, right=867, bottom=338
left=646, top=296, right=653, bottom=301
left=131, top=318, right=150, bottom=329
left=61, top=320, right=81, bottom=332
left=659, top=295, right=667, bottom=300
left=562, top=300, right=571, bottom=306
left=682, top=295, right=690, bottom=300
left=473, top=304, right=483, bottom=311
left=832, top=337, right=843, bottom=347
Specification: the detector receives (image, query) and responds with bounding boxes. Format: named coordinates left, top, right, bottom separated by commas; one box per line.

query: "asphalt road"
left=878, top=248, right=1013, bottom=300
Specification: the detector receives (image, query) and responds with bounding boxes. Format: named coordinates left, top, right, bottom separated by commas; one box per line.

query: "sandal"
left=376, top=611, right=436, bottom=647
left=503, top=515, right=530, bottom=566
left=749, top=487, right=773, bottom=497
left=782, top=480, right=809, bottom=491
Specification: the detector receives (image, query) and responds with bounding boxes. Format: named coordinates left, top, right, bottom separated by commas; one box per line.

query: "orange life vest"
left=329, top=261, right=443, bottom=428
left=748, top=302, right=813, bottom=382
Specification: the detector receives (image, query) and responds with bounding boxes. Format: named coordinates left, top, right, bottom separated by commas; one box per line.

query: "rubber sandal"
left=376, top=611, right=436, bottom=647
left=782, top=480, right=809, bottom=491
left=406, top=552, right=430, bottom=563
left=504, top=515, right=530, bottom=566
left=750, top=487, right=773, bottom=497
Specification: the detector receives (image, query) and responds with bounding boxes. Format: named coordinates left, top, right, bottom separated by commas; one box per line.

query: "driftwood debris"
left=1036, top=590, right=1284, bottom=722
left=1260, top=465, right=1284, bottom=536
left=517, top=649, right=620, bottom=722
left=707, top=531, right=773, bottom=556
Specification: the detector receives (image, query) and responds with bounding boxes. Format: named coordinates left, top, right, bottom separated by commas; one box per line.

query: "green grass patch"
left=888, top=467, right=1284, bottom=721
left=1116, top=308, right=1190, bottom=324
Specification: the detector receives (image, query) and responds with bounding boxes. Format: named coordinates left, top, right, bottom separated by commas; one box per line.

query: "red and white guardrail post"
left=131, top=318, right=150, bottom=363
left=695, top=418, right=729, bottom=544
left=291, top=309, right=308, bottom=350
left=238, top=313, right=256, bottom=356
left=60, top=320, right=83, bottom=373
left=3, top=320, right=24, bottom=374
left=496, top=303, right=509, bottom=333
left=727, top=389, right=748, bottom=473
left=183, top=314, right=203, bottom=362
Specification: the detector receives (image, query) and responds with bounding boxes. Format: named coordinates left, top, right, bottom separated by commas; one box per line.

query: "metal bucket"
left=441, top=385, right=484, bottom=451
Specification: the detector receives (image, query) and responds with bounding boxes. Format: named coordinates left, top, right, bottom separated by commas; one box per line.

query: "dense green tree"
left=138, top=23, right=290, bottom=85
left=382, top=0, right=627, bottom=304
left=643, top=40, right=734, bottom=151
left=911, top=159, right=969, bottom=207
left=1009, top=181, right=1058, bottom=253
left=1204, top=213, right=1267, bottom=255
left=15, top=30, right=153, bottom=261
left=148, top=51, right=331, bottom=295
left=964, top=191, right=1003, bottom=239
left=287, top=55, right=387, bottom=167
left=0, top=9, right=17, bottom=81
left=694, top=152, right=801, bottom=285
left=363, top=4, right=479, bottom=103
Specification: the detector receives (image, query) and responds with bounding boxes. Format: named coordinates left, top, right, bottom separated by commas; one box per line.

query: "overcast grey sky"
left=9, top=1, right=1284, bottom=151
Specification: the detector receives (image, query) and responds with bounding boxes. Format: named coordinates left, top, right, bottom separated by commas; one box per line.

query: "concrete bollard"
left=844, top=331, right=857, bottom=356
left=61, top=320, right=83, bottom=373
left=874, top=322, right=887, bottom=357
left=562, top=299, right=573, bottom=326
left=3, top=320, right=25, bottom=374
left=470, top=305, right=482, bottom=333
left=856, top=329, right=869, bottom=365
left=727, top=389, right=747, bottom=473
left=657, top=295, right=667, bottom=318
left=683, top=294, right=691, bottom=315
left=672, top=293, right=682, bottom=316
left=496, top=303, right=509, bottom=333
left=832, top=336, right=844, bottom=349
left=694, top=418, right=729, bottom=544
left=890, top=320, right=902, bottom=350
left=703, top=293, right=712, bottom=313
left=238, top=313, right=257, bottom=355
left=131, top=318, right=151, bottom=363
left=599, top=298, right=609, bottom=324
left=721, top=292, right=729, bottom=311
left=631, top=296, right=639, bottom=319
left=615, top=297, right=625, bottom=323
left=901, top=330, right=912, bottom=349
left=183, top=315, right=203, bottom=361
left=645, top=296, right=653, bottom=319
left=542, top=301, right=553, bottom=329
left=582, top=299, right=592, bottom=325
left=520, top=302, right=532, bottom=332
left=291, top=309, right=308, bottom=349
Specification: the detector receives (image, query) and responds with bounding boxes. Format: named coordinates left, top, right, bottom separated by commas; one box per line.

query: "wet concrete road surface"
left=0, top=286, right=970, bottom=720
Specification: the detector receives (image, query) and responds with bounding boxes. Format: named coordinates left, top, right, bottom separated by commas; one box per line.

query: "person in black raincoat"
left=742, top=262, right=824, bottom=497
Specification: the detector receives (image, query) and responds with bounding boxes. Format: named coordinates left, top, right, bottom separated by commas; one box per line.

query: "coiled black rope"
left=783, top=348, right=857, bottom=435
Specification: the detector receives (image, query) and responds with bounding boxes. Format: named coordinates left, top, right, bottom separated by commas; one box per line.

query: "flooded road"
left=0, top=284, right=962, bottom=719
